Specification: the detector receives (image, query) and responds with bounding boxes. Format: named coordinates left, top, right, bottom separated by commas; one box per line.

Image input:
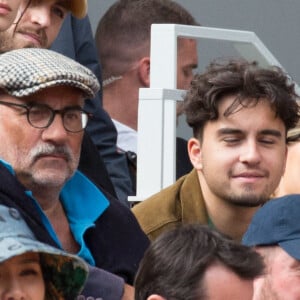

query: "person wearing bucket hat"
left=273, top=101, right=300, bottom=197
left=0, top=204, right=88, bottom=299
left=243, top=194, right=300, bottom=299
left=0, top=48, right=149, bottom=299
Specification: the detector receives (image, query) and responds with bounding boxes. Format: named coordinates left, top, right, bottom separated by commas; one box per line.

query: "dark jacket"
left=0, top=163, right=149, bottom=285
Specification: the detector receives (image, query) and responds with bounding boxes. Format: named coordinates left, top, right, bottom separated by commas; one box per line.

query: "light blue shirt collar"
left=0, top=159, right=110, bottom=265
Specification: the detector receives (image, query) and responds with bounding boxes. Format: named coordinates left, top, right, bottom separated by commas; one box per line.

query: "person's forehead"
left=202, top=95, right=286, bottom=136
left=34, top=0, right=69, bottom=10
left=17, top=86, right=85, bottom=105
left=30, top=85, right=83, bottom=96
left=203, top=263, right=254, bottom=300
left=56, top=0, right=71, bottom=10
left=216, top=95, right=281, bottom=121
left=177, top=38, right=198, bottom=56
left=275, top=247, right=300, bottom=266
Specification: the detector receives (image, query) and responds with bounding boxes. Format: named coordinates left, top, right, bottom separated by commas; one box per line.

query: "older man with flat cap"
left=243, top=194, right=300, bottom=299
left=0, top=48, right=149, bottom=300
left=0, top=0, right=133, bottom=206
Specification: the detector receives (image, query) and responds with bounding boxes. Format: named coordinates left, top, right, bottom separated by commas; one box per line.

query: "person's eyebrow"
left=217, top=128, right=283, bottom=138
left=55, top=0, right=69, bottom=9
left=217, top=128, right=243, bottom=136
left=20, top=258, right=40, bottom=264
left=259, top=129, right=282, bottom=138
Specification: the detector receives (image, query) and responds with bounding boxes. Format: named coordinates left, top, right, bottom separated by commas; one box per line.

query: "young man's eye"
left=260, top=138, right=275, bottom=145
left=52, top=6, right=66, bottom=19
left=223, top=137, right=241, bottom=144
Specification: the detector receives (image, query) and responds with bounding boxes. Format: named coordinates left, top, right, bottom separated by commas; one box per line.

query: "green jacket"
left=132, top=169, right=209, bottom=241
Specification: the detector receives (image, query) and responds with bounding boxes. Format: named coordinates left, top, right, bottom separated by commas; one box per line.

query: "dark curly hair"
left=184, top=59, right=300, bottom=139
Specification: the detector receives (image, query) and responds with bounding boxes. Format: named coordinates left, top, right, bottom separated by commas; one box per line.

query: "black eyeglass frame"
left=0, top=100, right=92, bottom=133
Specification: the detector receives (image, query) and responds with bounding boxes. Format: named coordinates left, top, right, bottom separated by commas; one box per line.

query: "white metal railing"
left=128, top=24, right=300, bottom=202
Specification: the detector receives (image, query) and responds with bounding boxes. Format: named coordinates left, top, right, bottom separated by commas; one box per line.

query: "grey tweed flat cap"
left=0, top=48, right=100, bottom=99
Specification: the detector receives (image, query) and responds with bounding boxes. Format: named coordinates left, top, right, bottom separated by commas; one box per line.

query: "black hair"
left=135, top=224, right=265, bottom=300
left=184, top=59, right=299, bottom=139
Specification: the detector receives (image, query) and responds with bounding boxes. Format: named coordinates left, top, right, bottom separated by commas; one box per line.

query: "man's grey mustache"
left=29, top=144, right=73, bottom=162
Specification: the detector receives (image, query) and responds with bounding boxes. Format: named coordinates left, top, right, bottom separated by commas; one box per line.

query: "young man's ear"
left=137, top=57, right=150, bottom=87
left=147, top=295, right=167, bottom=300
left=188, top=137, right=203, bottom=170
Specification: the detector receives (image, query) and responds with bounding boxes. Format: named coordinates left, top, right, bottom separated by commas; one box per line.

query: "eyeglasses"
left=0, top=100, right=92, bottom=133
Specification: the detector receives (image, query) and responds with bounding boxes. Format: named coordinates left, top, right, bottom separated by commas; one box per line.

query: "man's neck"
left=207, top=200, right=259, bottom=241
left=29, top=183, right=61, bottom=211
left=43, top=196, right=80, bottom=253
left=199, top=175, right=260, bottom=241
left=103, top=81, right=139, bottom=130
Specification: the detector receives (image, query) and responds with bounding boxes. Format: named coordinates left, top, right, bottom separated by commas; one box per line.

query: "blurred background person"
left=273, top=101, right=300, bottom=197
left=0, top=204, right=88, bottom=300
left=0, top=0, right=22, bottom=31
left=95, top=0, right=199, bottom=191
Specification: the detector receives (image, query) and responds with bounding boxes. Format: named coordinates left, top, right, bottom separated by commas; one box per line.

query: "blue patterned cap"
left=0, top=205, right=89, bottom=299
left=243, top=194, right=300, bottom=260
left=0, top=48, right=100, bottom=99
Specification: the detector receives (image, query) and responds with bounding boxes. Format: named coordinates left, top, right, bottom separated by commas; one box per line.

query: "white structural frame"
left=129, top=24, right=299, bottom=202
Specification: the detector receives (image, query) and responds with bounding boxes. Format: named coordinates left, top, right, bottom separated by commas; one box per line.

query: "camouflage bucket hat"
left=0, top=48, right=100, bottom=99
left=0, top=205, right=88, bottom=299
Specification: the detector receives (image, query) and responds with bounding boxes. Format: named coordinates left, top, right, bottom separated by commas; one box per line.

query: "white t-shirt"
left=113, top=119, right=137, bottom=153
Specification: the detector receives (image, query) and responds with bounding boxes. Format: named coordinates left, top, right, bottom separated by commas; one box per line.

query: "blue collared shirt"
left=1, top=159, right=109, bottom=265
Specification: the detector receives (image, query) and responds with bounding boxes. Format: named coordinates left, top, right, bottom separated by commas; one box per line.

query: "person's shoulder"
left=80, top=265, right=125, bottom=300
left=132, top=174, right=188, bottom=240
left=97, top=192, right=150, bottom=245
left=133, top=172, right=190, bottom=209
left=87, top=192, right=150, bottom=284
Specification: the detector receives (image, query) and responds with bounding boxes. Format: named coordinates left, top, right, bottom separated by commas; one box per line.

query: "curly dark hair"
left=184, top=59, right=300, bottom=139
